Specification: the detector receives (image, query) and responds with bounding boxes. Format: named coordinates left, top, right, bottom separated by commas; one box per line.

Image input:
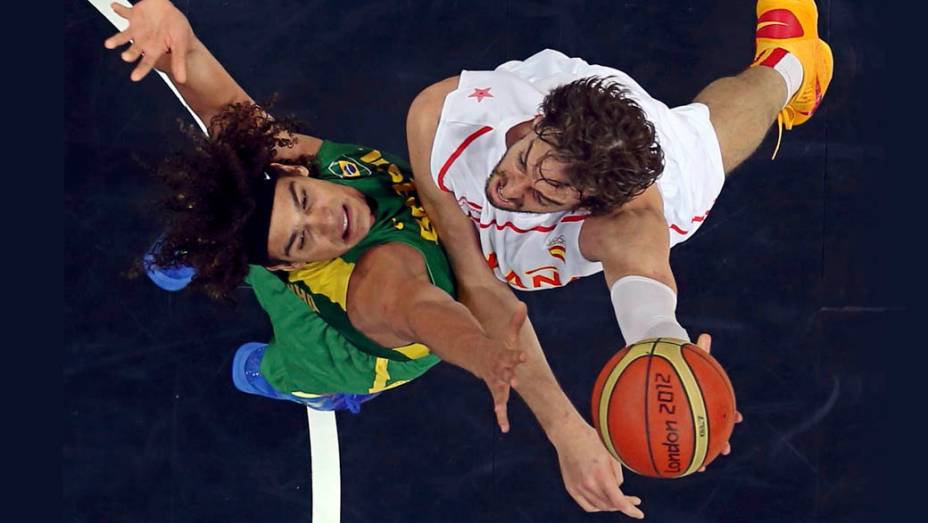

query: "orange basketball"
left=590, top=337, right=737, bottom=478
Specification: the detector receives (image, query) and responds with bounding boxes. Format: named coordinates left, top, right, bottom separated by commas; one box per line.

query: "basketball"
left=590, top=337, right=737, bottom=478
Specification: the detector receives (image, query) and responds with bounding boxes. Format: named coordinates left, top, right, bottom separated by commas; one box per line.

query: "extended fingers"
left=602, top=486, right=643, bottom=518
left=568, top=490, right=600, bottom=513
left=696, top=333, right=712, bottom=353
left=604, top=464, right=644, bottom=518
left=492, top=385, right=511, bottom=433
left=494, top=400, right=510, bottom=433
left=131, top=52, right=158, bottom=82
left=170, top=38, right=188, bottom=83
left=111, top=2, right=132, bottom=19
left=121, top=43, right=144, bottom=63
left=506, top=302, right=528, bottom=339
left=104, top=30, right=133, bottom=49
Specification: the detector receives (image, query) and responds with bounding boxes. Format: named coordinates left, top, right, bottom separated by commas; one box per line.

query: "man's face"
left=265, top=165, right=374, bottom=269
left=485, top=131, right=583, bottom=214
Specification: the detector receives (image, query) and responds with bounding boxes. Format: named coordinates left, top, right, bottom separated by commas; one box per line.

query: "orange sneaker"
left=750, top=0, right=833, bottom=155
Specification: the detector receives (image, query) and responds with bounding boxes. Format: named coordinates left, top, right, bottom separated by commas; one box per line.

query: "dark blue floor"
left=64, top=1, right=894, bottom=521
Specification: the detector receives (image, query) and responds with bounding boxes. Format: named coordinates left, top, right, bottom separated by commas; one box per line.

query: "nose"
left=498, top=172, right=530, bottom=205
left=306, top=205, right=340, bottom=238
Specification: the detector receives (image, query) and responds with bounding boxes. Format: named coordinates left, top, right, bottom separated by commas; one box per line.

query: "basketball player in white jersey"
left=405, top=0, right=831, bottom=517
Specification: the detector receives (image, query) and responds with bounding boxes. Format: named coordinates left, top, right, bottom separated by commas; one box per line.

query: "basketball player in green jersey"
left=104, top=0, right=529, bottom=432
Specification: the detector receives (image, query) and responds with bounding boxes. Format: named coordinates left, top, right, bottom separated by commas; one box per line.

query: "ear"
left=269, top=162, right=311, bottom=178
left=265, top=261, right=307, bottom=272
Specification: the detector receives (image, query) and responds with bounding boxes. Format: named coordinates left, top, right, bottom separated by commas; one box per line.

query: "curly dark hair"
left=534, top=76, right=664, bottom=216
left=147, top=101, right=314, bottom=299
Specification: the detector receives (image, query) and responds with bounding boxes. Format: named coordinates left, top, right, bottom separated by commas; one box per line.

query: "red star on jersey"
left=468, top=87, right=494, bottom=102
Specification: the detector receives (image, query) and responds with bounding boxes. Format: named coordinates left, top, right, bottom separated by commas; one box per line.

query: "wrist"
left=542, top=409, right=589, bottom=448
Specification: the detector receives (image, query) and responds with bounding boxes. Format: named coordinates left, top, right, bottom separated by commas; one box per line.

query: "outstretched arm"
left=405, top=78, right=644, bottom=518
left=103, top=0, right=322, bottom=157
left=579, top=191, right=742, bottom=462
left=346, top=242, right=527, bottom=432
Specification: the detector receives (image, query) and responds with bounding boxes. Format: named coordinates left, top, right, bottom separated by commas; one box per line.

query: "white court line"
left=84, top=2, right=341, bottom=521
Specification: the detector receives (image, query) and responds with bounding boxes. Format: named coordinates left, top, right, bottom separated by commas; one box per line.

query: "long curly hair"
left=535, top=77, right=665, bottom=216
left=148, top=101, right=315, bottom=299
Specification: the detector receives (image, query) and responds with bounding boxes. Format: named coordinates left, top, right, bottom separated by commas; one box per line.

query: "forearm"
left=404, top=298, right=493, bottom=378
left=409, top=286, right=583, bottom=438
left=165, top=35, right=252, bottom=126
left=458, top=283, right=585, bottom=438
left=511, top=316, right=587, bottom=439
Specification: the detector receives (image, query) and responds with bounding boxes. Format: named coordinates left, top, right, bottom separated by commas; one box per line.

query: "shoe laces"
left=771, top=107, right=797, bottom=160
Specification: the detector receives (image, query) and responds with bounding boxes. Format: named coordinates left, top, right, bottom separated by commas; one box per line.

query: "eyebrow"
left=283, top=181, right=299, bottom=258
left=526, top=139, right=568, bottom=207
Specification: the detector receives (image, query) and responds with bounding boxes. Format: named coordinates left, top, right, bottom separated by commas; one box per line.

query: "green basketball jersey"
left=245, top=141, right=455, bottom=395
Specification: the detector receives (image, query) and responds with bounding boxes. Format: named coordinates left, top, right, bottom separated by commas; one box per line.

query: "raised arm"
left=579, top=189, right=741, bottom=463
left=405, top=79, right=644, bottom=518
left=103, top=0, right=322, bottom=157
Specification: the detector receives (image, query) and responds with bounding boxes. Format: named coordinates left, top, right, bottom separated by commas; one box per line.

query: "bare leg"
left=693, top=67, right=787, bottom=175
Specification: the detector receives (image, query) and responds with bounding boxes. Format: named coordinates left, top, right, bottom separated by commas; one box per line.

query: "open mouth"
left=495, top=180, right=510, bottom=205
left=341, top=205, right=350, bottom=242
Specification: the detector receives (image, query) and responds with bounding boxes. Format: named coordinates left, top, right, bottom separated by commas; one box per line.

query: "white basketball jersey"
left=430, top=50, right=724, bottom=291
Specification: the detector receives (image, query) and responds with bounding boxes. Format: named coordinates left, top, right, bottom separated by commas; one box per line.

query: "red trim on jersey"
left=470, top=214, right=589, bottom=234
left=669, top=210, right=711, bottom=235
left=525, top=265, right=558, bottom=275
left=459, top=197, right=483, bottom=210
left=437, top=126, right=494, bottom=192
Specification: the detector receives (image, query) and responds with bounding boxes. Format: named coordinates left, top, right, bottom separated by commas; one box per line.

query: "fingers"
left=111, top=2, right=132, bottom=19
left=131, top=52, right=159, bottom=82
left=722, top=442, right=731, bottom=455
left=606, top=462, right=644, bottom=518
left=569, top=490, right=600, bottom=513
left=121, top=43, right=144, bottom=63
left=104, top=30, right=133, bottom=49
left=736, top=411, right=744, bottom=423
left=493, top=392, right=511, bottom=433
left=571, top=465, right=643, bottom=517
left=696, top=332, right=712, bottom=353
left=575, top=485, right=642, bottom=517
left=170, top=37, right=188, bottom=84
left=506, top=302, right=528, bottom=340
left=490, top=381, right=511, bottom=433
left=602, top=487, right=643, bottom=519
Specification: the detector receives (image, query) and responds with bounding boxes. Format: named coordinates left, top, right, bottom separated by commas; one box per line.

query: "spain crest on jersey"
left=546, top=235, right=567, bottom=262
left=548, top=245, right=566, bottom=262
left=328, top=159, right=371, bottom=178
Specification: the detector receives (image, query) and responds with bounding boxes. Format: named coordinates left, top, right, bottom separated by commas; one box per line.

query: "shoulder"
left=346, top=243, right=430, bottom=329
left=407, top=76, right=460, bottom=143
left=351, top=243, right=428, bottom=289
left=409, top=76, right=460, bottom=117
left=579, top=185, right=667, bottom=261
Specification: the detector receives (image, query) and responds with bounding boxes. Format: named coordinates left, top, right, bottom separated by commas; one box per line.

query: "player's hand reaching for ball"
left=550, top=420, right=644, bottom=518
left=103, top=0, right=193, bottom=83
left=693, top=333, right=744, bottom=472
left=476, top=302, right=529, bottom=433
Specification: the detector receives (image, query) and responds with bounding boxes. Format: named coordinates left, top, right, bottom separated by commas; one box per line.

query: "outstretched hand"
left=478, top=302, right=529, bottom=433
left=693, top=333, right=744, bottom=472
left=103, top=0, right=193, bottom=83
left=553, top=421, right=644, bottom=518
